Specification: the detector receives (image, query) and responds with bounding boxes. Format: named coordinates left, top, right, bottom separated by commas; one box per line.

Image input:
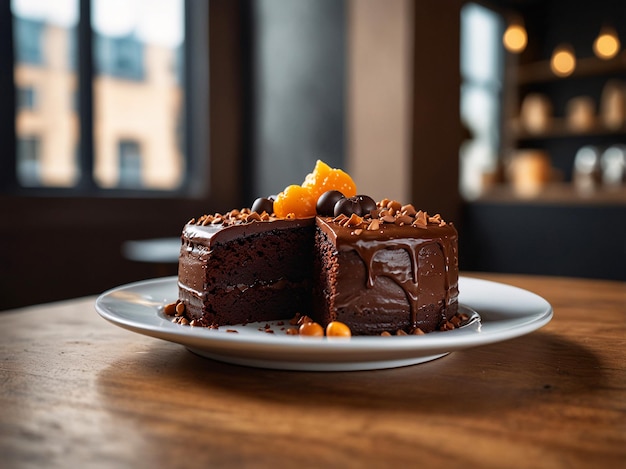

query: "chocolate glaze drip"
left=317, top=218, right=458, bottom=329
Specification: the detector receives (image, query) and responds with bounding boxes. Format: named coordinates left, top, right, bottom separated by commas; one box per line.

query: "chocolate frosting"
left=183, top=217, right=315, bottom=247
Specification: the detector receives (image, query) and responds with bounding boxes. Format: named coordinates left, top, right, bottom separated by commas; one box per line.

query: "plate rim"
left=94, top=275, right=553, bottom=355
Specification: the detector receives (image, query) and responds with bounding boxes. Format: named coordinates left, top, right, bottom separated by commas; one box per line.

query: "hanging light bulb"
left=503, top=16, right=527, bottom=53
left=550, top=44, right=576, bottom=77
left=593, top=25, right=621, bottom=60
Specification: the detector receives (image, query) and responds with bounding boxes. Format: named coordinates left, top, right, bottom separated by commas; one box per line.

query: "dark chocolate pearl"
left=251, top=197, right=274, bottom=215
left=334, top=197, right=361, bottom=217
left=355, top=195, right=376, bottom=215
left=317, top=190, right=345, bottom=216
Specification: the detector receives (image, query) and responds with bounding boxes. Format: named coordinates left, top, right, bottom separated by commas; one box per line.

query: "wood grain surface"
left=1, top=273, right=624, bottom=468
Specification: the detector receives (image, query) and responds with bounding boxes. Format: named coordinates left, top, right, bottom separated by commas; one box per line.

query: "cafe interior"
left=0, top=1, right=624, bottom=467
left=0, top=0, right=624, bottom=310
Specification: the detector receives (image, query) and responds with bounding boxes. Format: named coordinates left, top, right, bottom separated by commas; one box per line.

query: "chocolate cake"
left=173, top=161, right=460, bottom=336
left=313, top=204, right=459, bottom=335
left=175, top=202, right=459, bottom=336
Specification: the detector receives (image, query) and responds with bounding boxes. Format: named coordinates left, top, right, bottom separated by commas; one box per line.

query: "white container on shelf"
left=573, top=146, right=602, bottom=192
left=600, top=145, right=626, bottom=187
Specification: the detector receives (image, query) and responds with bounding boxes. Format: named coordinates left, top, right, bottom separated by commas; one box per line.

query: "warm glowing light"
left=593, top=27, right=621, bottom=59
left=550, top=45, right=576, bottom=77
left=503, top=24, right=527, bottom=53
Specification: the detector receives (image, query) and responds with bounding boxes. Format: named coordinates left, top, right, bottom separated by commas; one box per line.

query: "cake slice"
left=312, top=201, right=459, bottom=335
left=178, top=210, right=315, bottom=326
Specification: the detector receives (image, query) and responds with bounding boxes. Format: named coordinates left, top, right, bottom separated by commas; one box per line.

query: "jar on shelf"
left=509, top=149, right=552, bottom=197
left=573, top=146, right=602, bottom=192
left=566, top=96, right=596, bottom=132
left=520, top=93, right=552, bottom=134
left=600, top=145, right=626, bottom=187
left=600, top=80, right=626, bottom=130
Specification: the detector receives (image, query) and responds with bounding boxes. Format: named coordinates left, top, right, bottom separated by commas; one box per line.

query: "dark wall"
left=461, top=202, right=626, bottom=280
left=521, top=0, right=626, bottom=61
left=412, top=0, right=463, bottom=222
left=0, top=197, right=183, bottom=311
left=247, top=0, right=346, bottom=201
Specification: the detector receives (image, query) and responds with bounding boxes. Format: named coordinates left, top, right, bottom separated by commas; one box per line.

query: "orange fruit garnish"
left=273, top=161, right=357, bottom=219
left=273, top=185, right=316, bottom=219
left=299, top=321, right=324, bottom=337
left=326, top=321, right=352, bottom=338
left=302, top=160, right=357, bottom=200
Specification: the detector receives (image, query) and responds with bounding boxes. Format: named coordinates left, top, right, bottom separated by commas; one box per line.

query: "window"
left=8, top=0, right=201, bottom=194
left=95, top=34, right=144, bottom=81
left=459, top=3, right=505, bottom=200
left=12, top=0, right=79, bottom=188
left=14, top=17, right=44, bottom=65
left=118, top=139, right=142, bottom=188
left=16, top=135, right=41, bottom=186
left=17, top=86, right=36, bottom=110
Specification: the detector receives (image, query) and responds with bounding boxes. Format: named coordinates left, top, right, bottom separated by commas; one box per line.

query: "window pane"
left=118, top=139, right=143, bottom=188
left=92, top=0, right=185, bottom=190
left=16, top=136, right=41, bottom=186
left=17, top=86, right=37, bottom=110
left=12, top=0, right=80, bottom=188
left=459, top=3, right=504, bottom=200
left=460, top=3, right=503, bottom=87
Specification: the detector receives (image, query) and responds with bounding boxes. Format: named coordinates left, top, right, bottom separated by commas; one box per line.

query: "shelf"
left=517, top=51, right=626, bottom=85
left=510, top=120, right=626, bottom=142
left=474, top=183, right=626, bottom=206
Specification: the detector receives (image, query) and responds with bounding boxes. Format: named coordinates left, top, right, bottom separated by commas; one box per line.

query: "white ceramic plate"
left=95, top=276, right=552, bottom=371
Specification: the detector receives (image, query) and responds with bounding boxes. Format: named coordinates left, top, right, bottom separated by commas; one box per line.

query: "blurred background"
left=0, top=0, right=624, bottom=310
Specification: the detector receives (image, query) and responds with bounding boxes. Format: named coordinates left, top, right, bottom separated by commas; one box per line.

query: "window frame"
left=2, top=0, right=213, bottom=199
left=1, top=0, right=244, bottom=207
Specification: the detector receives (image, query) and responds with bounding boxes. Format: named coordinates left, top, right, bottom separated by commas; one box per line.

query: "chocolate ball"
left=317, top=190, right=345, bottom=216
left=334, top=197, right=361, bottom=217
left=251, top=197, right=274, bottom=215
left=355, top=195, right=376, bottom=215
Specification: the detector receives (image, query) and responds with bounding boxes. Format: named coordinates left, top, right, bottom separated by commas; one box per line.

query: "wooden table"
left=1, top=273, right=624, bottom=468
